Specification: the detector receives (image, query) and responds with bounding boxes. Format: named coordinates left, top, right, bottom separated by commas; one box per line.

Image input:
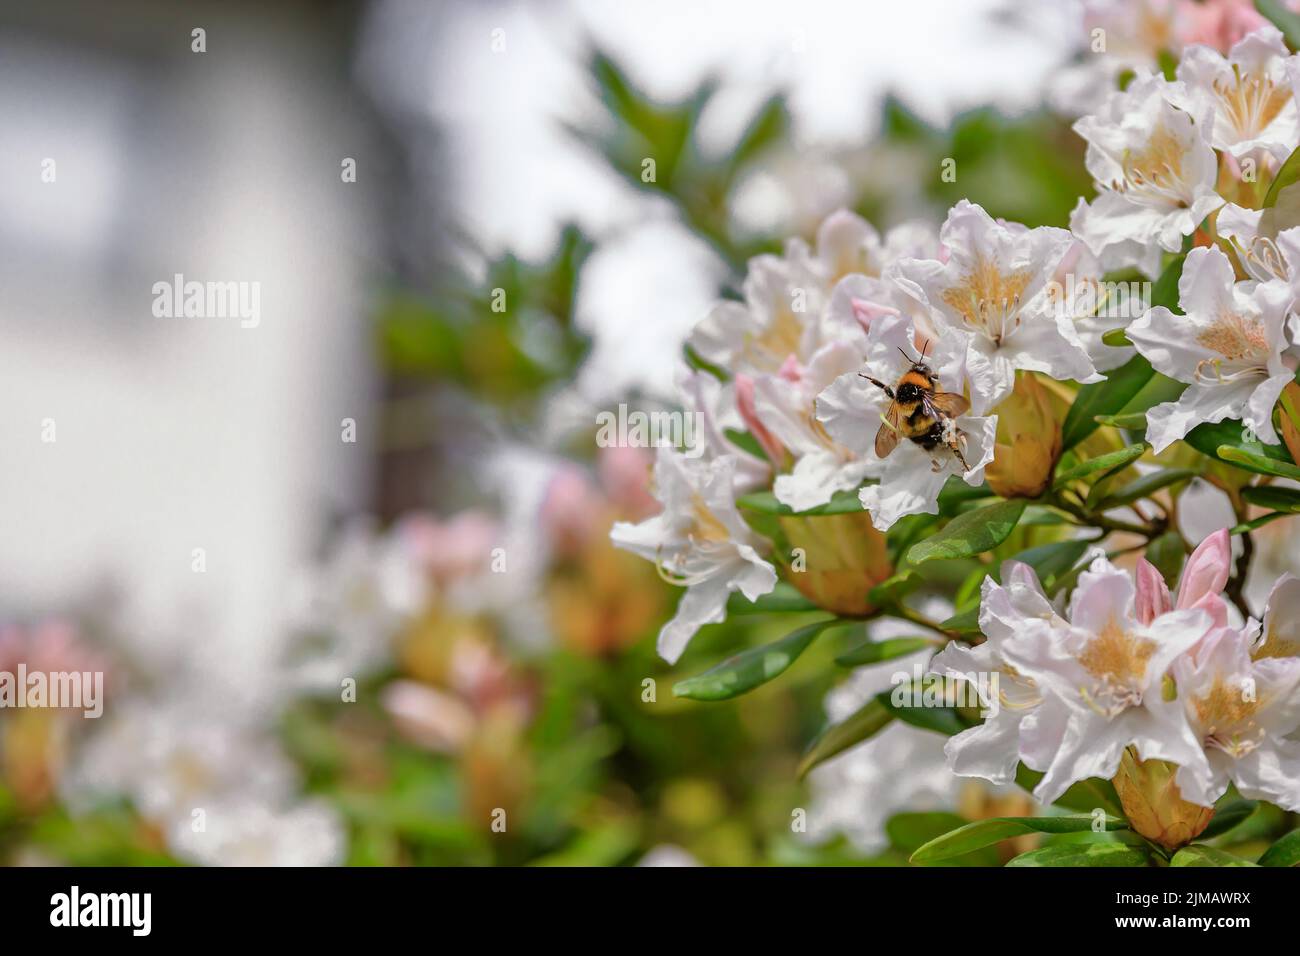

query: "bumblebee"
left=860, top=347, right=972, bottom=471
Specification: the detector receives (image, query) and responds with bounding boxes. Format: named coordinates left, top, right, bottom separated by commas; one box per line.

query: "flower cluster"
left=612, top=19, right=1300, bottom=861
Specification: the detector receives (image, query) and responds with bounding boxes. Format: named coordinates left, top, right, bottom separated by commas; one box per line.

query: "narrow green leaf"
left=1009, top=539, right=1091, bottom=588
left=877, top=685, right=967, bottom=736
left=1093, top=412, right=1149, bottom=431
left=1242, top=484, right=1300, bottom=513
left=1054, top=443, right=1147, bottom=488
left=912, top=814, right=1128, bottom=864
left=835, top=636, right=936, bottom=668
left=1257, top=828, right=1300, bottom=866
left=1260, top=130, right=1300, bottom=198
left=725, top=581, right=819, bottom=615
left=1216, top=445, right=1300, bottom=481
left=1101, top=328, right=1130, bottom=347
left=797, top=698, right=894, bottom=778
left=1169, top=845, right=1258, bottom=867
left=673, top=619, right=841, bottom=701
left=1231, top=511, right=1291, bottom=535
left=906, top=498, right=1028, bottom=565
left=1097, top=468, right=1198, bottom=510
left=1184, top=417, right=1298, bottom=475
left=1145, top=531, right=1187, bottom=586
left=1061, top=353, right=1156, bottom=450
left=1007, top=843, right=1154, bottom=867
left=1014, top=764, right=1123, bottom=816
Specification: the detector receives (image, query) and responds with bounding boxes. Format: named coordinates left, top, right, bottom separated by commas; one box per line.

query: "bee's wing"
left=874, top=402, right=903, bottom=458
left=928, top=392, right=970, bottom=418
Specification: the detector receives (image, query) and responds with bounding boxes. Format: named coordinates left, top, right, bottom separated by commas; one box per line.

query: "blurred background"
left=0, top=0, right=1204, bottom=865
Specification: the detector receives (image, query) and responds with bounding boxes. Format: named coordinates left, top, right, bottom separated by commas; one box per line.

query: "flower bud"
left=777, top=510, right=892, bottom=617
left=1112, top=750, right=1213, bottom=851
left=984, top=372, right=1063, bottom=499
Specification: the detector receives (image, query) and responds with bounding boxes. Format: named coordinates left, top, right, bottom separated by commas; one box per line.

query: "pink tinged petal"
left=1176, top=528, right=1232, bottom=610
left=777, top=354, right=803, bottom=382
left=850, top=298, right=900, bottom=330
left=1136, top=558, right=1173, bottom=626
left=734, top=374, right=786, bottom=463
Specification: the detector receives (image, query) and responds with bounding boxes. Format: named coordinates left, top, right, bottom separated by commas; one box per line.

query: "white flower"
left=1254, top=573, right=1300, bottom=659
left=610, top=449, right=776, bottom=663
left=894, top=200, right=1099, bottom=415
left=168, top=797, right=346, bottom=867
left=688, top=239, right=827, bottom=377
left=999, top=554, right=1215, bottom=804
left=1218, top=202, right=1300, bottom=284
left=930, top=562, right=1061, bottom=786
left=1043, top=236, right=1137, bottom=373
left=1174, top=26, right=1300, bottom=162
left=1128, top=245, right=1293, bottom=452
left=1070, top=73, right=1223, bottom=278
left=806, top=617, right=966, bottom=854
left=813, top=209, right=940, bottom=285
left=1172, top=625, right=1300, bottom=811
left=675, top=366, right=770, bottom=493
left=753, top=341, right=878, bottom=512
left=817, top=311, right=997, bottom=531
left=284, top=516, right=427, bottom=691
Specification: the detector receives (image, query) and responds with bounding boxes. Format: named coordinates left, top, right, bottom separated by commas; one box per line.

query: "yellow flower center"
left=1213, top=66, right=1290, bottom=141
left=940, top=254, right=1032, bottom=344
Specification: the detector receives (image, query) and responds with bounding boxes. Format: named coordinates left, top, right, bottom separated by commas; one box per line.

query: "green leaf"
left=1257, top=828, right=1300, bottom=866
left=1145, top=531, right=1187, bottom=586
left=911, top=814, right=1128, bottom=864
left=1054, top=443, right=1147, bottom=488
left=940, top=605, right=981, bottom=635
left=1093, top=412, right=1149, bottom=431
left=1242, top=484, right=1300, bottom=513
left=1184, top=417, right=1299, bottom=476
left=1007, top=843, right=1154, bottom=867
left=1101, top=328, right=1130, bottom=347
left=835, top=636, right=936, bottom=668
left=673, top=619, right=842, bottom=701
left=1061, top=353, right=1156, bottom=450
left=723, top=428, right=766, bottom=460
left=1008, top=539, right=1092, bottom=588
left=1231, top=511, right=1291, bottom=535
left=1261, top=139, right=1300, bottom=204
left=798, top=698, right=893, bottom=778
left=906, top=498, right=1027, bottom=565
left=877, top=684, right=967, bottom=735
left=736, top=487, right=867, bottom=516
left=1200, top=800, right=1257, bottom=840
left=1216, top=445, right=1300, bottom=481
left=1097, top=468, right=1198, bottom=510
left=867, top=570, right=921, bottom=607
left=1014, top=764, right=1123, bottom=816
left=725, top=581, right=819, bottom=615
left=1150, top=251, right=1187, bottom=312
left=1169, top=845, right=1258, bottom=867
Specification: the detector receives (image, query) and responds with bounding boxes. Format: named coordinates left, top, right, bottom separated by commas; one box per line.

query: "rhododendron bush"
left=611, top=4, right=1300, bottom=866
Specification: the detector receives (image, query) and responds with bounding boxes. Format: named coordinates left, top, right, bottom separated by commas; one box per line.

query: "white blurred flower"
left=610, top=450, right=776, bottom=663
left=636, top=844, right=703, bottom=867
left=168, top=797, right=345, bottom=867
left=1128, top=246, right=1293, bottom=452
left=895, top=200, right=1099, bottom=414
left=1070, top=73, right=1223, bottom=278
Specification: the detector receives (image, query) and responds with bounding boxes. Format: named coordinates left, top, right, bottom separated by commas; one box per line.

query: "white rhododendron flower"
left=1128, top=245, right=1293, bottom=452
left=676, top=365, right=771, bottom=493
left=753, top=341, right=878, bottom=512
left=1217, top=202, right=1300, bottom=283
left=930, top=562, right=1059, bottom=785
left=688, top=239, right=826, bottom=377
left=1044, top=237, right=1137, bottom=373
left=1070, top=73, right=1223, bottom=278
left=999, top=554, right=1215, bottom=804
left=1171, top=625, right=1300, bottom=810
left=611, top=449, right=776, bottom=663
left=813, top=209, right=940, bottom=284
left=894, top=200, right=1099, bottom=415
left=1174, top=26, right=1300, bottom=161
left=1255, top=573, right=1300, bottom=659
left=816, top=310, right=996, bottom=531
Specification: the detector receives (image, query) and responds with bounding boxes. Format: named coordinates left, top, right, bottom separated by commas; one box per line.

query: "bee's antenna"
left=921, top=337, right=931, bottom=359
left=896, top=345, right=914, bottom=364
